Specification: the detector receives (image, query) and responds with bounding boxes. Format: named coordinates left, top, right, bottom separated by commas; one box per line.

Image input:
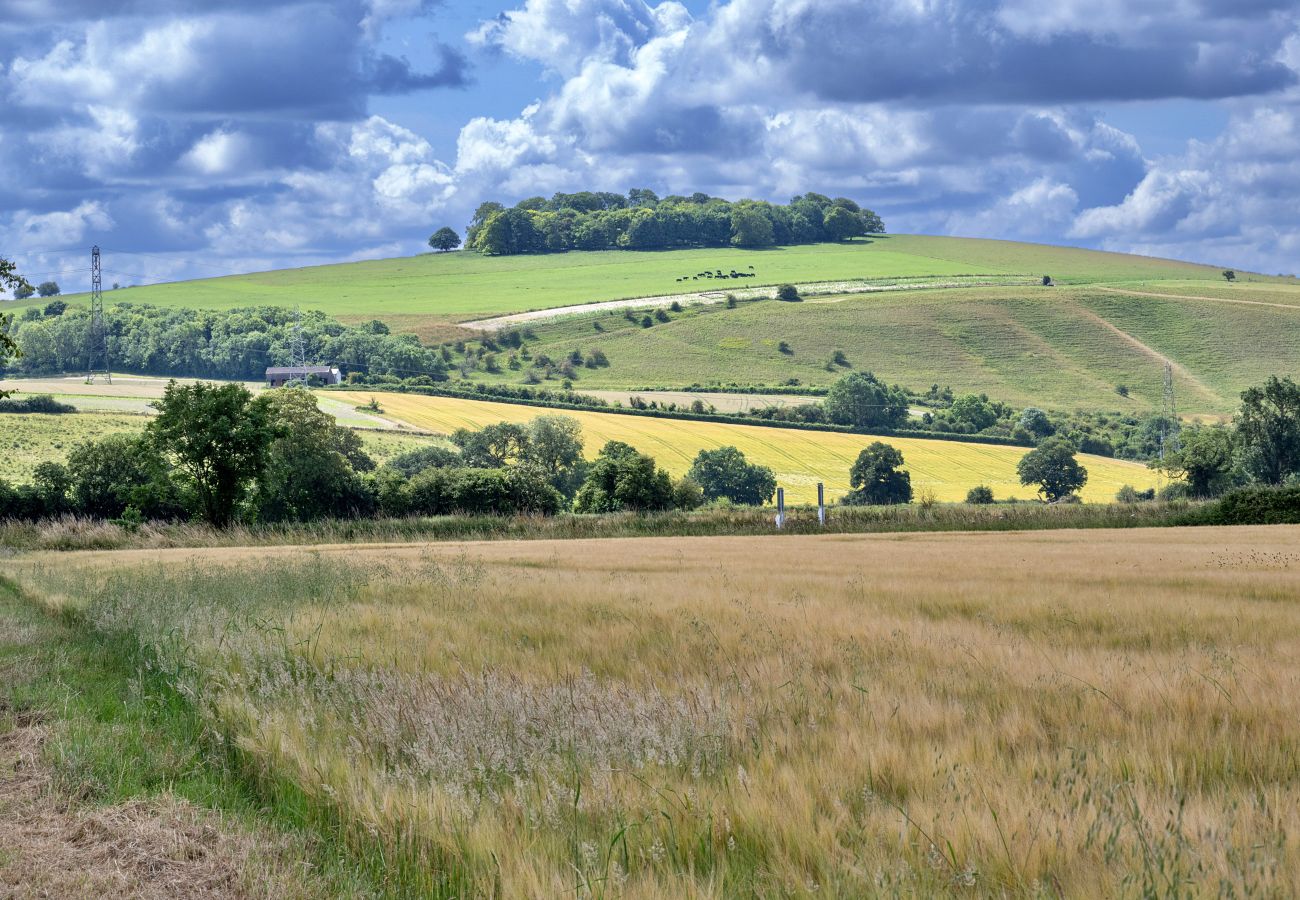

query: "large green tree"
left=428, top=227, right=461, bottom=252
left=522, top=415, right=586, bottom=498
left=823, top=206, right=866, bottom=242
left=843, top=442, right=912, bottom=505
left=729, top=206, right=775, bottom=248
left=574, top=441, right=675, bottom=513
left=66, top=433, right=181, bottom=519
left=687, top=446, right=776, bottom=505
left=1237, top=376, right=1300, bottom=485
left=824, top=372, right=910, bottom=429
left=1152, top=425, right=1239, bottom=497
left=254, top=389, right=375, bottom=521
left=1017, top=437, right=1088, bottom=502
left=148, top=381, right=280, bottom=527
left=0, top=257, right=30, bottom=397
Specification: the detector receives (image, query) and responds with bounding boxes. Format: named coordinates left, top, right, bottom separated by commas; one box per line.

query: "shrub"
left=1115, top=484, right=1155, bottom=503
left=654, top=309, right=670, bottom=323
left=641, top=315, right=654, bottom=328
left=776, top=284, right=801, bottom=302
left=1205, top=485, right=1300, bottom=525
left=965, top=485, right=995, bottom=504
left=725, top=294, right=737, bottom=308
left=669, top=300, right=682, bottom=312
left=0, top=394, right=76, bottom=413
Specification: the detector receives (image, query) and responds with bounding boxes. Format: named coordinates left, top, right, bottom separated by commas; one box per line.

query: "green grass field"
left=474, top=282, right=1300, bottom=414
left=14, top=235, right=1237, bottom=323
left=0, top=411, right=146, bottom=483
left=336, top=390, right=1157, bottom=504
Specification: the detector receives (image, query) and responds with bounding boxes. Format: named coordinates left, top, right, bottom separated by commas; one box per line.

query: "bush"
left=0, top=394, right=76, bottom=413
left=669, top=300, right=682, bottom=312
left=1204, top=485, right=1300, bottom=525
left=1115, top=484, right=1155, bottom=503
left=965, top=485, right=995, bottom=504
left=725, top=294, right=738, bottom=308
left=641, top=315, right=654, bottom=328
left=654, top=309, right=670, bottom=323
left=776, top=284, right=801, bottom=302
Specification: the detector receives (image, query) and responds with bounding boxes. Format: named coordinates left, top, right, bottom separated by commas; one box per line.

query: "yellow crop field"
left=10, top=524, right=1300, bottom=896
left=334, top=390, right=1158, bottom=503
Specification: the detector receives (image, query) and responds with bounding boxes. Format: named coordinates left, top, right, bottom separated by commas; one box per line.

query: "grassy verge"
left=0, top=577, right=375, bottom=897
left=0, top=501, right=1199, bottom=552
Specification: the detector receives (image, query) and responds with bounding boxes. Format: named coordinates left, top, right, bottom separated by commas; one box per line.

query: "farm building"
left=265, top=365, right=342, bottom=387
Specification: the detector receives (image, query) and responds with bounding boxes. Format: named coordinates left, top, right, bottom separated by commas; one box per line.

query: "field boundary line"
left=1095, top=285, right=1300, bottom=312
left=460, top=277, right=1038, bottom=330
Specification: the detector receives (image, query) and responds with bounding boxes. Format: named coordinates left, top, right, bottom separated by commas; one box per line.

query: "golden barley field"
left=332, top=390, right=1158, bottom=504
left=8, top=524, right=1299, bottom=897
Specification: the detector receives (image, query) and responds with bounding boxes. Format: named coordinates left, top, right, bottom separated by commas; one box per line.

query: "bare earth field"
left=6, top=524, right=1299, bottom=897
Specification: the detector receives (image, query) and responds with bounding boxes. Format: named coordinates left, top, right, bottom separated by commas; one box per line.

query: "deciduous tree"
left=148, top=380, right=279, bottom=528
left=1017, top=437, right=1088, bottom=501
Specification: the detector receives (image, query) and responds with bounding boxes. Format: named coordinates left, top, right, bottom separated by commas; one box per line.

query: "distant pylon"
left=86, top=246, right=111, bottom=383
left=288, top=306, right=309, bottom=387
left=1159, top=360, right=1178, bottom=461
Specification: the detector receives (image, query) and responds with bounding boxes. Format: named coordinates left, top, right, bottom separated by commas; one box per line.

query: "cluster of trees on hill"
left=0, top=303, right=447, bottom=382
left=457, top=190, right=885, bottom=255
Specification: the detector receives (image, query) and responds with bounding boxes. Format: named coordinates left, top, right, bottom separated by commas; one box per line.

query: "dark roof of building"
left=265, top=366, right=337, bottom=375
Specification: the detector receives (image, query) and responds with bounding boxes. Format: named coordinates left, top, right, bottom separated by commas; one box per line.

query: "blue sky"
left=2, top=0, right=1299, bottom=292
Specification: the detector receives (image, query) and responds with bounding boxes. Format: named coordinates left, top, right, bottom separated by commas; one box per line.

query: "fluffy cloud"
left=1072, top=103, right=1300, bottom=272
left=456, top=0, right=1300, bottom=271
left=3, top=0, right=1299, bottom=282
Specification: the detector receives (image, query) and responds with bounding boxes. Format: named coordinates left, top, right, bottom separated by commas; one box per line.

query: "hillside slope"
left=482, top=282, right=1300, bottom=414
left=17, top=235, right=1233, bottom=323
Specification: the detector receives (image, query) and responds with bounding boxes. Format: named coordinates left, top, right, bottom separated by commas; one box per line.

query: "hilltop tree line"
left=452, top=190, right=885, bottom=255
left=0, top=303, right=448, bottom=382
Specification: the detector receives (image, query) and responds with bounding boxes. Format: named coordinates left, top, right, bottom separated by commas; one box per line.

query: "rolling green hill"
left=7, top=235, right=1293, bottom=416
left=15, top=234, right=1233, bottom=325
left=458, top=281, right=1300, bottom=415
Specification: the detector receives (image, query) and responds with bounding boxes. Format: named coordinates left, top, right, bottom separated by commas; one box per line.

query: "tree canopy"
left=428, top=227, right=461, bottom=252
left=843, top=442, right=913, bottom=505
left=824, top=372, right=910, bottom=430
left=687, top=446, right=777, bottom=505
left=1236, top=376, right=1300, bottom=485
left=148, top=381, right=280, bottom=528
left=463, top=190, right=884, bottom=256
left=1017, top=437, right=1088, bottom=502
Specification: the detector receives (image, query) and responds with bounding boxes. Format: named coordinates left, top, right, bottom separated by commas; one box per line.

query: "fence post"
left=775, top=487, right=785, bottom=529
left=817, top=482, right=826, bottom=526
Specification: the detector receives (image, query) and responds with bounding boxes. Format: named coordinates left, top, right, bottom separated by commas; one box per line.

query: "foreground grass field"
left=335, top=390, right=1157, bottom=503
left=6, top=525, right=1298, bottom=896
left=16, top=235, right=1234, bottom=323
left=468, top=282, right=1300, bottom=414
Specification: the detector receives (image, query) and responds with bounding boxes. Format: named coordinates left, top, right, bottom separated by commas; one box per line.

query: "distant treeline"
left=462, top=190, right=885, bottom=255
left=0, top=303, right=448, bottom=383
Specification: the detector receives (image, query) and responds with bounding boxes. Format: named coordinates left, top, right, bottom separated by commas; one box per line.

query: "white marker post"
left=775, top=487, right=785, bottom=529
left=817, top=482, right=826, bottom=527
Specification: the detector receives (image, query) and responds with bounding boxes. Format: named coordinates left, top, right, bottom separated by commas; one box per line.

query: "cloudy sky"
left=2, top=0, right=1299, bottom=292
